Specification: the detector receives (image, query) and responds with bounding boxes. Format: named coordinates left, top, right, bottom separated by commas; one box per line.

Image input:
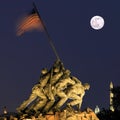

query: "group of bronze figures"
left=16, top=60, right=90, bottom=116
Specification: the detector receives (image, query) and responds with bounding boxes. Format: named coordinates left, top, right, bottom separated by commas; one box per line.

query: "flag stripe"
left=18, top=14, right=39, bottom=27
left=17, top=13, right=43, bottom=36
left=18, top=14, right=41, bottom=30
left=18, top=17, right=40, bottom=30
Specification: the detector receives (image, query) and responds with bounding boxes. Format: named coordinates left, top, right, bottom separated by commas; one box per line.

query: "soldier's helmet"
left=41, top=68, right=48, bottom=75
left=53, top=66, right=60, bottom=73
left=83, top=83, right=90, bottom=90
left=53, top=59, right=61, bottom=66
left=64, top=69, right=71, bottom=75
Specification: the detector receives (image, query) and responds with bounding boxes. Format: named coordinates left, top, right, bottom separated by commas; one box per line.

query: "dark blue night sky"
left=0, top=0, right=120, bottom=113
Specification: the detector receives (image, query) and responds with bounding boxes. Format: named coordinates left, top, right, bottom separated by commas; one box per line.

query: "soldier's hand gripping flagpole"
left=33, top=2, right=60, bottom=61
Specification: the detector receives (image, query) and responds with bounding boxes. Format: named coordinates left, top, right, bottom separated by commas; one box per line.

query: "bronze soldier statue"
left=42, top=60, right=64, bottom=113
left=16, top=68, right=50, bottom=113
left=66, top=83, right=90, bottom=109
left=16, top=59, right=90, bottom=117
left=53, top=69, right=75, bottom=110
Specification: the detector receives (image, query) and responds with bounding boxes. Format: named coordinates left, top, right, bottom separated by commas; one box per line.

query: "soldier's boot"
left=16, top=107, right=27, bottom=114
left=34, top=111, right=41, bottom=117
left=55, top=97, right=68, bottom=109
left=16, top=100, right=29, bottom=113
left=33, top=99, right=47, bottom=111
left=27, top=109, right=36, bottom=116
left=42, top=100, right=55, bottom=113
left=67, top=103, right=72, bottom=108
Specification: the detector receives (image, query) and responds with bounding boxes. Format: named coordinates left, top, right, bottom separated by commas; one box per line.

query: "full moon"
left=90, top=16, right=104, bottom=30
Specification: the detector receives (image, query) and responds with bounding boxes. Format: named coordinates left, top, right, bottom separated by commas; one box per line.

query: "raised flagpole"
left=33, top=2, right=60, bottom=61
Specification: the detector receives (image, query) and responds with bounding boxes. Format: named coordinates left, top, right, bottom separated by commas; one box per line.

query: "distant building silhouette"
left=110, top=82, right=114, bottom=111
left=3, top=106, right=7, bottom=114
left=94, top=105, right=100, bottom=114
left=0, top=106, right=18, bottom=120
left=111, top=85, right=120, bottom=111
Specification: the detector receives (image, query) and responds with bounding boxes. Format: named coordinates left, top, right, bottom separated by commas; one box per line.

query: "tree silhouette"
left=97, top=86, right=120, bottom=120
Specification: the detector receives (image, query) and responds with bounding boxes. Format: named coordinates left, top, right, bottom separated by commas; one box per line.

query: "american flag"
left=16, top=11, right=44, bottom=36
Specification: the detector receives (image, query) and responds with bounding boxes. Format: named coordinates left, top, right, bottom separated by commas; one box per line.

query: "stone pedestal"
left=18, top=108, right=99, bottom=120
